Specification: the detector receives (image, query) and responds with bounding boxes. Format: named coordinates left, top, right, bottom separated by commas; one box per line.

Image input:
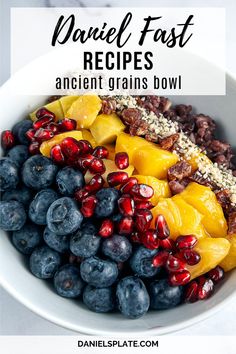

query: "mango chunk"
left=90, top=113, right=125, bottom=145
left=220, top=234, right=236, bottom=272
left=179, top=182, right=227, bottom=238
left=104, top=144, right=116, bottom=160
left=81, top=129, right=96, bottom=148
left=40, top=131, right=83, bottom=157
left=30, top=99, right=64, bottom=121
left=59, top=96, right=79, bottom=115
left=66, top=95, right=101, bottom=129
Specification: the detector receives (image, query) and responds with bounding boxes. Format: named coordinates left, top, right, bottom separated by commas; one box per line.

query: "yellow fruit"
left=187, top=152, right=212, bottom=171
left=133, top=175, right=171, bottom=206
left=179, top=182, right=227, bottom=238
left=59, top=96, right=79, bottom=115
left=133, top=145, right=179, bottom=179
left=30, top=100, right=64, bottom=121
left=115, top=133, right=152, bottom=164
left=40, top=131, right=83, bottom=157
left=220, top=234, right=236, bottom=272
left=186, top=238, right=230, bottom=279
left=90, top=113, right=125, bottom=145
left=104, top=144, right=116, bottom=160
left=81, top=129, right=96, bottom=148
left=66, top=95, right=101, bottom=129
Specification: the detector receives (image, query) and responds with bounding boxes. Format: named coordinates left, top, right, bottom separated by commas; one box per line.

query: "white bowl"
left=0, top=70, right=236, bottom=335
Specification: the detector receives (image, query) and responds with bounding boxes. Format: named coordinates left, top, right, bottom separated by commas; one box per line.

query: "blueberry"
left=54, top=264, right=84, bottom=298
left=111, top=214, right=122, bottom=223
left=47, top=197, right=83, bottom=235
left=12, top=223, right=42, bottom=254
left=29, top=245, right=61, bottom=279
left=6, top=145, right=29, bottom=167
left=56, top=166, right=84, bottom=196
left=43, top=227, right=69, bottom=253
left=70, top=222, right=101, bottom=258
left=149, top=279, right=184, bottom=310
left=83, top=285, right=115, bottom=313
left=12, top=120, right=32, bottom=145
left=0, top=157, right=19, bottom=192
left=2, top=185, right=33, bottom=207
left=29, top=189, right=58, bottom=225
left=80, top=256, right=118, bottom=288
left=116, top=276, right=150, bottom=319
left=129, top=246, right=160, bottom=278
left=22, top=155, right=58, bottom=190
left=0, top=201, right=26, bottom=231
left=102, top=234, right=132, bottom=262
left=95, top=188, right=119, bottom=218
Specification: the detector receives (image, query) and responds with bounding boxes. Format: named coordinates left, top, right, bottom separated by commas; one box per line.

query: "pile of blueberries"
left=0, top=119, right=184, bottom=319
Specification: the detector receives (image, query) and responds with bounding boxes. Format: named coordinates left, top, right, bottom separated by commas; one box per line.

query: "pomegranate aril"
left=29, top=141, right=40, bottom=155
left=207, top=266, right=224, bottom=284
left=141, top=229, right=159, bottom=250
left=80, top=195, right=97, bottom=218
left=78, top=140, right=93, bottom=154
left=120, top=177, right=138, bottom=193
left=99, top=219, right=114, bottom=238
left=117, top=216, right=134, bottom=235
left=58, top=118, right=77, bottom=132
left=1, top=130, right=15, bottom=149
left=175, top=235, right=198, bottom=250
left=152, top=251, right=169, bottom=267
left=135, top=209, right=153, bottom=232
left=34, top=128, right=54, bottom=141
left=159, top=238, right=175, bottom=251
left=74, top=188, right=90, bottom=202
left=45, top=122, right=60, bottom=134
left=184, top=281, right=199, bottom=303
left=78, top=154, right=94, bottom=169
left=107, top=172, right=128, bottom=187
left=115, top=152, right=129, bottom=170
left=131, top=231, right=141, bottom=243
left=89, top=158, right=105, bottom=174
left=118, top=195, right=135, bottom=216
left=130, top=183, right=154, bottom=200
left=135, top=200, right=153, bottom=210
left=169, top=270, right=191, bottom=286
left=197, top=277, right=214, bottom=300
left=50, top=145, right=65, bottom=164
left=85, top=174, right=104, bottom=193
left=155, top=214, right=170, bottom=239
left=33, top=115, right=53, bottom=130
left=93, top=146, right=109, bottom=159
left=181, top=249, right=201, bottom=266
left=60, top=137, right=81, bottom=157
left=35, top=107, right=55, bottom=119
left=166, top=255, right=186, bottom=273
left=25, top=129, right=36, bottom=142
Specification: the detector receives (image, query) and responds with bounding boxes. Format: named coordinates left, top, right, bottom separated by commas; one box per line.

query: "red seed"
left=25, top=129, right=36, bottom=142
left=107, top=172, right=128, bottom=187
left=78, top=140, right=93, bottom=154
left=130, top=183, right=154, bottom=200
left=159, top=238, right=175, bottom=251
left=197, top=277, right=214, bottom=300
left=141, top=229, right=159, bottom=250
left=181, top=249, right=201, bottom=266
left=207, top=266, right=224, bottom=284
left=118, top=195, right=135, bottom=216
left=33, top=115, right=53, bottom=130
left=35, top=107, right=55, bottom=119
left=117, top=216, right=134, bottom=235
left=28, top=141, right=40, bottom=155
left=89, top=158, right=105, bottom=174
left=99, top=219, right=114, bottom=238
left=166, top=255, right=186, bottom=273
left=74, top=188, right=90, bottom=202
left=120, top=177, right=138, bottom=193
left=34, top=128, right=54, bottom=141
left=152, top=251, right=169, bottom=267
left=58, top=118, right=77, bottom=132
left=175, top=235, right=198, bottom=250
left=155, top=214, right=170, bottom=239
left=135, top=209, right=153, bottom=232
left=135, top=200, right=153, bottom=210
left=169, top=270, right=191, bottom=286
left=185, top=281, right=199, bottom=303
left=45, top=122, right=60, bottom=134
left=131, top=231, right=142, bottom=243
left=115, top=152, right=129, bottom=170
left=80, top=195, right=97, bottom=218
left=93, top=146, right=109, bottom=159
left=60, top=137, right=81, bottom=157
left=50, top=145, right=65, bottom=164
left=77, top=154, right=94, bottom=169
left=85, top=174, right=104, bottom=193
left=1, top=130, right=15, bottom=149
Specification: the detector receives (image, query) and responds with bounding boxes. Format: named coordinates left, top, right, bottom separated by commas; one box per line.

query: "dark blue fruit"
left=29, top=188, right=58, bottom=225
left=22, top=155, right=58, bottom=190
left=95, top=188, right=119, bottom=218
left=129, top=246, right=160, bottom=278
left=2, top=185, right=33, bottom=207
left=0, top=201, right=26, bottom=231
left=116, top=276, right=150, bottom=319
left=0, top=157, right=19, bottom=192
left=12, top=120, right=32, bottom=145
left=29, top=245, right=61, bottom=279
left=12, top=223, right=42, bottom=254
left=149, top=279, right=184, bottom=310
left=54, top=264, right=84, bottom=298
left=70, top=222, right=101, bottom=258
left=6, top=145, right=29, bottom=167
left=80, top=256, right=118, bottom=288
left=102, top=234, right=132, bottom=262
left=43, top=227, right=69, bottom=253
left=47, top=197, right=83, bottom=235
left=56, top=166, right=84, bottom=196
left=83, top=285, right=115, bottom=313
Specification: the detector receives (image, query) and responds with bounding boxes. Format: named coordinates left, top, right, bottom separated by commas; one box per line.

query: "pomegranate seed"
left=93, top=146, right=109, bottom=159
left=89, top=158, right=105, bottom=174
left=207, top=266, right=224, bottom=284
left=116, top=216, right=134, bottom=235
left=181, top=249, right=201, bottom=266
left=45, top=122, right=60, bottom=134
left=35, top=107, right=55, bottom=119
left=74, top=188, right=90, bottom=202
left=131, top=231, right=141, bottom=243
left=185, top=281, right=199, bottom=303
left=78, top=154, right=94, bottom=169
left=80, top=195, right=97, bottom=218
left=152, top=251, right=169, bottom=267
left=107, top=172, right=128, bottom=187
left=197, top=277, right=214, bottom=300
left=33, top=115, right=53, bottom=130
left=50, top=145, right=65, bottom=164
left=159, top=238, right=175, bottom=250
left=155, top=214, right=170, bottom=239
left=78, top=140, right=93, bottom=154
left=58, top=118, right=77, bottom=131
left=60, top=137, right=81, bottom=157
left=118, top=195, right=135, bottom=216
left=25, top=129, right=36, bottom=142
left=135, top=200, right=153, bottom=210
left=99, top=219, right=114, bottom=237
left=135, top=209, right=153, bottom=232
left=1, top=130, right=15, bottom=149
left=34, top=128, right=54, bottom=141
left=130, top=184, right=154, bottom=200
left=115, top=152, right=129, bottom=170
left=175, top=235, right=198, bottom=250
left=85, top=174, right=104, bottom=193
left=169, top=270, right=191, bottom=286
left=120, top=177, right=138, bottom=193
left=141, top=229, right=159, bottom=250
left=28, top=141, right=40, bottom=155
left=166, top=255, right=186, bottom=273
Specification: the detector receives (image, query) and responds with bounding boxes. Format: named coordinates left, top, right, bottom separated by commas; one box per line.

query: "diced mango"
left=186, top=238, right=230, bottom=279
left=90, top=113, right=125, bottom=145
left=30, top=100, right=64, bottom=121
left=66, top=95, right=101, bottom=129
left=220, top=234, right=236, bottom=272
left=40, top=131, right=83, bottom=157
left=179, top=182, right=227, bottom=238
left=104, top=144, right=116, bottom=160
left=133, top=145, right=179, bottom=179
left=81, top=129, right=96, bottom=148
left=133, top=175, right=171, bottom=206
left=115, top=133, right=152, bottom=164
left=59, top=96, right=79, bottom=115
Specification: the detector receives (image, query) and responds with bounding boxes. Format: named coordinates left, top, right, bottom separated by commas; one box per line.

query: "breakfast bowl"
left=0, top=64, right=236, bottom=335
